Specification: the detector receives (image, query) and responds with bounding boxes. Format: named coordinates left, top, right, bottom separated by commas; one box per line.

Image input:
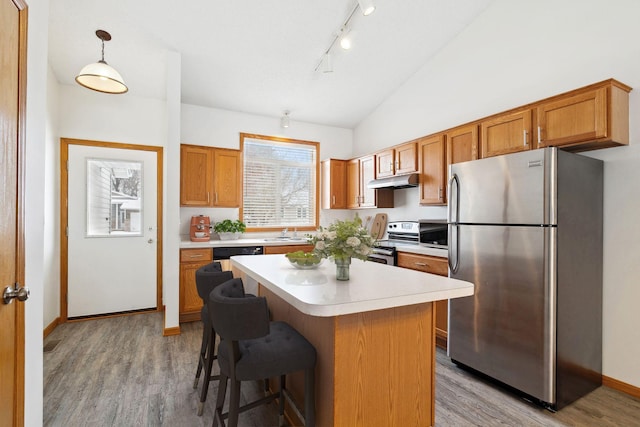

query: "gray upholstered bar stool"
left=194, top=262, right=234, bottom=416
left=209, top=278, right=316, bottom=427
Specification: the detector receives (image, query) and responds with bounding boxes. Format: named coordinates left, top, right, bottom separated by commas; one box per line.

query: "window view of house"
left=86, top=159, right=143, bottom=236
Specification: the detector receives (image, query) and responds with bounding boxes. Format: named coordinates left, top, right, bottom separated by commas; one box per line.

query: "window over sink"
left=240, top=133, right=319, bottom=231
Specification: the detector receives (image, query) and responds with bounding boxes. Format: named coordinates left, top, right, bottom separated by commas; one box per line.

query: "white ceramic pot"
left=218, top=232, right=241, bottom=240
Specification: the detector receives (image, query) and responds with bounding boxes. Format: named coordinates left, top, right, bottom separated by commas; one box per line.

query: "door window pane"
left=86, top=159, right=143, bottom=236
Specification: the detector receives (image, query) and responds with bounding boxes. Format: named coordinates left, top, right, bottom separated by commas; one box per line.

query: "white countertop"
left=231, top=254, right=473, bottom=317
left=180, top=237, right=449, bottom=258
left=180, top=237, right=312, bottom=249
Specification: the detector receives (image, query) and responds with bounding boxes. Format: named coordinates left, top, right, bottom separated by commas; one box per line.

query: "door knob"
left=148, top=238, right=154, bottom=244
left=3, top=284, right=30, bottom=305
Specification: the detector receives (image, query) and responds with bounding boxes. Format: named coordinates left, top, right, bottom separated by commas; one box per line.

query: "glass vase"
left=335, top=257, right=351, bottom=281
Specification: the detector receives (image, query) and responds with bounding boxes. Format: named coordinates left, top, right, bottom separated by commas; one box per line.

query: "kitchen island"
left=231, top=254, right=474, bottom=427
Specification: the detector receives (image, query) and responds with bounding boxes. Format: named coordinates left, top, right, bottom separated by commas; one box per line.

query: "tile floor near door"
left=43, top=312, right=640, bottom=426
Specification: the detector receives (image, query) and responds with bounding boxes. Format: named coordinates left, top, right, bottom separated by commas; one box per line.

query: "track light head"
left=358, top=0, right=376, bottom=16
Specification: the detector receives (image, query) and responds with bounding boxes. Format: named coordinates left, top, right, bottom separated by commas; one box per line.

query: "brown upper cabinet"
left=446, top=123, right=479, bottom=166
left=418, top=134, right=446, bottom=205
left=479, top=79, right=630, bottom=158
left=212, top=148, right=242, bottom=207
left=376, top=141, right=418, bottom=178
left=535, top=80, right=630, bottom=151
left=480, top=109, right=533, bottom=158
left=180, top=144, right=241, bottom=207
left=347, top=155, right=393, bottom=209
left=321, top=159, right=347, bottom=209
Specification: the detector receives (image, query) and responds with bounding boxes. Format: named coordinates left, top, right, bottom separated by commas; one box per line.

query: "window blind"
left=242, top=137, right=317, bottom=229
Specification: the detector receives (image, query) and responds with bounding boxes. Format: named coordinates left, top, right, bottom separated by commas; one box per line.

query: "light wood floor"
left=43, top=312, right=640, bottom=426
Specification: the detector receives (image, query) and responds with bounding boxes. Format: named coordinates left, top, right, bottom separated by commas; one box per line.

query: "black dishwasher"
left=213, top=246, right=264, bottom=259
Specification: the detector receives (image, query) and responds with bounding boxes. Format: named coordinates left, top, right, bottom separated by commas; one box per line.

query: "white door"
left=67, top=144, right=158, bottom=317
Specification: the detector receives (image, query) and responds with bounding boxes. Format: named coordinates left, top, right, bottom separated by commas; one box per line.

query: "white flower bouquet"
left=308, top=217, right=375, bottom=261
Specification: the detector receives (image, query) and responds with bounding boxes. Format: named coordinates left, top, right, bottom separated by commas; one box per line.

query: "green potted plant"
left=213, top=219, right=246, bottom=240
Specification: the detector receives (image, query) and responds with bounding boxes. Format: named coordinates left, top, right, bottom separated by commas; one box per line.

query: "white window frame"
left=240, top=133, right=319, bottom=232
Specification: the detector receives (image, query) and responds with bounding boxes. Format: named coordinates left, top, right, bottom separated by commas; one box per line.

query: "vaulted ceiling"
left=48, top=0, right=494, bottom=128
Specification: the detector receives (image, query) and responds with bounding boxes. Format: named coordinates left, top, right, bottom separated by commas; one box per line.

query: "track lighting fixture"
left=358, top=0, right=376, bottom=16
left=314, top=1, right=375, bottom=73
left=281, top=111, right=290, bottom=128
left=75, top=30, right=128, bottom=94
left=339, top=27, right=352, bottom=50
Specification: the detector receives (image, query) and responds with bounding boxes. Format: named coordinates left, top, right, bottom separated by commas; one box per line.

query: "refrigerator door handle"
left=448, top=224, right=459, bottom=273
left=447, top=173, right=460, bottom=223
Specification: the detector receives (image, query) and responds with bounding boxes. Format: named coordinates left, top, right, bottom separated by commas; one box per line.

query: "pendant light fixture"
left=75, top=30, right=128, bottom=94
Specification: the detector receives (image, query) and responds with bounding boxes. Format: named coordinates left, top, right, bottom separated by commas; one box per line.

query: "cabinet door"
left=321, top=159, right=346, bottom=209
left=213, top=148, right=241, bottom=207
left=264, top=244, right=315, bottom=255
left=180, top=145, right=213, bottom=206
left=397, top=252, right=449, bottom=348
left=395, top=142, right=418, bottom=175
left=536, top=87, right=607, bottom=148
left=346, top=159, right=361, bottom=209
left=376, top=149, right=395, bottom=178
left=419, top=135, right=445, bottom=205
left=446, top=124, right=478, bottom=166
left=359, top=155, right=377, bottom=208
left=179, top=248, right=213, bottom=322
left=481, top=110, right=532, bottom=158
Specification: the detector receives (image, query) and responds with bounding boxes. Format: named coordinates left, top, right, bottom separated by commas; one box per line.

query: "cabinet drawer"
left=397, top=252, right=448, bottom=276
left=264, top=244, right=315, bottom=255
left=180, top=248, right=213, bottom=263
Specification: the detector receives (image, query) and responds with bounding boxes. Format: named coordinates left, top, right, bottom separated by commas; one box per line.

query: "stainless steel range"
left=369, top=220, right=448, bottom=265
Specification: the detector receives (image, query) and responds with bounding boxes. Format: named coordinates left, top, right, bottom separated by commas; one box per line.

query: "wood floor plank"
left=43, top=312, right=640, bottom=426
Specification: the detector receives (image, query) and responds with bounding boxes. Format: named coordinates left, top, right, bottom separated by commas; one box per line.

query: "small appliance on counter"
left=190, top=215, right=211, bottom=242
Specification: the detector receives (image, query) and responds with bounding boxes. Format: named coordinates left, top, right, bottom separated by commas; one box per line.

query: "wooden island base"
left=260, top=285, right=436, bottom=427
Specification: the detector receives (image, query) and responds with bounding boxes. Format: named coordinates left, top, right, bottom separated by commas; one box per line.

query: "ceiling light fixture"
left=75, top=29, right=128, bottom=94
left=314, top=1, right=375, bottom=73
left=339, top=27, right=352, bottom=50
left=281, top=111, right=290, bottom=128
left=357, top=0, right=376, bottom=16
left=321, top=53, right=333, bottom=73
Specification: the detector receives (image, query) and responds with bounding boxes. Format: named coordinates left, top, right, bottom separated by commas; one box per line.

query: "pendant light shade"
left=75, top=30, right=128, bottom=94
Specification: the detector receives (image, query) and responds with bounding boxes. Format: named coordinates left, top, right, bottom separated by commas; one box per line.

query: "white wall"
left=43, top=63, right=60, bottom=332
left=354, top=0, right=640, bottom=388
left=25, top=0, right=49, bottom=425
left=180, top=104, right=354, bottom=234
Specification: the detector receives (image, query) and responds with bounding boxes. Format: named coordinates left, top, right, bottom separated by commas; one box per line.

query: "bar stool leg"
left=198, top=327, right=216, bottom=416
left=228, top=379, right=241, bottom=427
left=305, top=368, right=316, bottom=427
left=278, top=375, right=286, bottom=426
left=194, top=326, right=210, bottom=389
left=213, top=374, right=228, bottom=427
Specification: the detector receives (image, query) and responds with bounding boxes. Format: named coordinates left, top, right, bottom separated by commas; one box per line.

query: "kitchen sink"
left=263, top=237, right=308, bottom=242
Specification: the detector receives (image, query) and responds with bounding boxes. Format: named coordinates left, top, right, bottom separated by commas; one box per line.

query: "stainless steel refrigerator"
left=447, top=147, right=603, bottom=409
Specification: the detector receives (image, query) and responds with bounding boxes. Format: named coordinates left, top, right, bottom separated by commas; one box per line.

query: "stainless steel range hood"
left=367, top=173, right=419, bottom=189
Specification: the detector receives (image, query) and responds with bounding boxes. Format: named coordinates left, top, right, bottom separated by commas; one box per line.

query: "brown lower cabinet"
left=179, top=248, right=213, bottom=323
left=264, top=244, right=315, bottom=255
left=396, top=251, right=449, bottom=349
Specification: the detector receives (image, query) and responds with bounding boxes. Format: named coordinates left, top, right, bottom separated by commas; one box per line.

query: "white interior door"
left=67, top=144, right=157, bottom=317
